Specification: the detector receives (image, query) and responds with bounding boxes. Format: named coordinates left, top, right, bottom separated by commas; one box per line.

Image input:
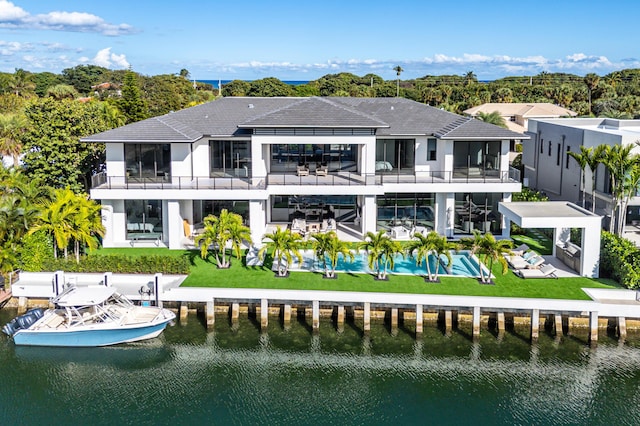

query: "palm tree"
left=312, top=231, right=354, bottom=278
left=586, top=144, right=607, bottom=213
left=0, top=113, right=27, bottom=167
left=195, top=209, right=251, bottom=268
left=69, top=194, right=104, bottom=262
left=476, top=111, right=507, bottom=129
left=583, top=73, right=600, bottom=115
left=393, top=65, right=403, bottom=97
left=405, top=231, right=454, bottom=282
left=259, top=227, right=303, bottom=277
left=29, top=188, right=78, bottom=259
left=600, top=144, right=637, bottom=235
left=568, top=146, right=592, bottom=209
left=463, top=71, right=477, bottom=86
left=358, top=230, right=402, bottom=280
left=460, top=231, right=512, bottom=284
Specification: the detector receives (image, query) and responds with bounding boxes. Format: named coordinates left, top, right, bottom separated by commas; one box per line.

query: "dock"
left=6, top=271, right=640, bottom=343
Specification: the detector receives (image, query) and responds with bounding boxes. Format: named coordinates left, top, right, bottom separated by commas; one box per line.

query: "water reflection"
left=1, top=308, right=640, bottom=425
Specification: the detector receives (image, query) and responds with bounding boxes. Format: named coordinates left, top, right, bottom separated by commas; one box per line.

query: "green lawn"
left=91, top=248, right=621, bottom=300
left=511, top=229, right=553, bottom=255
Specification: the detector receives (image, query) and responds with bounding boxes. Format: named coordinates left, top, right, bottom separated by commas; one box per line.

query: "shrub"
left=600, top=231, right=640, bottom=288
left=38, top=254, right=190, bottom=275
left=17, top=231, right=54, bottom=271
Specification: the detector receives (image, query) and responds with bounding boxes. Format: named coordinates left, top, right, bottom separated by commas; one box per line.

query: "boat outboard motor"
left=2, top=308, right=45, bottom=336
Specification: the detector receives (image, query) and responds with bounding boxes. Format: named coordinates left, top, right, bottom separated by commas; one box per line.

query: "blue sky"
left=0, top=0, right=638, bottom=81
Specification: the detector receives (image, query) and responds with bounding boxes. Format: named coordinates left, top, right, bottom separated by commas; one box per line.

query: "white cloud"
left=0, top=1, right=136, bottom=35
left=91, top=47, right=129, bottom=68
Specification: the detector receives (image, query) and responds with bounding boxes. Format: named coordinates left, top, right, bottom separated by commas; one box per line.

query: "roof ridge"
left=436, top=116, right=471, bottom=137
left=317, top=97, right=389, bottom=126
left=155, top=114, right=201, bottom=140
left=238, top=98, right=307, bottom=125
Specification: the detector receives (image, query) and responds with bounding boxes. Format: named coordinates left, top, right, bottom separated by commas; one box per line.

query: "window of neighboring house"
left=427, top=138, right=437, bottom=161
left=557, top=144, right=561, bottom=166
left=548, top=141, right=552, bottom=156
left=566, top=146, right=571, bottom=168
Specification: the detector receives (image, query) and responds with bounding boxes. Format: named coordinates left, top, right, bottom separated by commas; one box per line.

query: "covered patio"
left=498, top=201, right=602, bottom=278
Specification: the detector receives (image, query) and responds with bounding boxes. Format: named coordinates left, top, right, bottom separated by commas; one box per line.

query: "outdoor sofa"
left=516, top=264, right=558, bottom=279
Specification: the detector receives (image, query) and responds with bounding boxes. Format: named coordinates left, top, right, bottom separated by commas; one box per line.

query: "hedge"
left=600, top=231, right=640, bottom=289
left=37, top=254, right=190, bottom=275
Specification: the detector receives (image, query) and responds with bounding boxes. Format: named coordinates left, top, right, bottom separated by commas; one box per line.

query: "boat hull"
left=12, top=318, right=173, bottom=347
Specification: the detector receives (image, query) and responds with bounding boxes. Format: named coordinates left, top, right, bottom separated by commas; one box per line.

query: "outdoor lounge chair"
left=505, top=252, right=544, bottom=270
left=315, top=164, right=328, bottom=176
left=516, top=264, right=558, bottom=279
left=296, top=164, right=309, bottom=176
left=511, top=243, right=530, bottom=256
left=291, top=218, right=306, bottom=235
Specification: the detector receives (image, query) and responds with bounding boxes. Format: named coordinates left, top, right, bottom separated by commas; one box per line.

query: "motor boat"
left=2, top=285, right=175, bottom=347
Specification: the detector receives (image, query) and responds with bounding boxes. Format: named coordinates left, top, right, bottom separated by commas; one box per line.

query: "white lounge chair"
left=296, top=164, right=309, bottom=176
left=511, top=243, right=530, bottom=256
left=505, top=252, right=544, bottom=270
left=516, top=264, right=558, bottom=279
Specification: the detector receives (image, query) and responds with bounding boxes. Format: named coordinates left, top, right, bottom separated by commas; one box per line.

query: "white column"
left=167, top=200, right=182, bottom=249
left=362, top=195, right=377, bottom=236
left=581, top=225, right=601, bottom=278
left=249, top=200, right=266, bottom=248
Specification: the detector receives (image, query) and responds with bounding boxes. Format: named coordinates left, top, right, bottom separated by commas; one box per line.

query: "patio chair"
left=291, top=218, right=306, bottom=235
left=296, top=164, right=309, bottom=176
left=511, top=243, right=530, bottom=256
left=315, top=164, right=328, bottom=176
left=516, top=264, right=558, bottom=279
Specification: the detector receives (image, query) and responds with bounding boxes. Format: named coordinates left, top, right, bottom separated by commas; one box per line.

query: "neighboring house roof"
left=464, top=103, right=577, bottom=118
left=82, top=97, right=525, bottom=143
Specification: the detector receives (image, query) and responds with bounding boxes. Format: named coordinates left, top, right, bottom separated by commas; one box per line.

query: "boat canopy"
left=53, top=286, right=117, bottom=307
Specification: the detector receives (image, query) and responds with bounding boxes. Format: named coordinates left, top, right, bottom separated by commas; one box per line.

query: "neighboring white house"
left=82, top=97, right=525, bottom=249
left=523, top=118, right=640, bottom=229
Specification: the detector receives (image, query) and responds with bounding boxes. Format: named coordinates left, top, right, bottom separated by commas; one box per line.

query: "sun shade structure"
left=498, top=201, right=601, bottom=277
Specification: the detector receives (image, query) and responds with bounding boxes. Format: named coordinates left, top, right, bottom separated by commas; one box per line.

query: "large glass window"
left=125, top=200, right=162, bottom=238
left=376, top=139, right=415, bottom=174
left=209, top=140, right=251, bottom=177
left=270, top=144, right=356, bottom=173
left=453, top=141, right=500, bottom=178
left=270, top=195, right=357, bottom=223
left=376, top=193, right=434, bottom=231
left=453, top=193, right=502, bottom=235
left=193, top=200, right=249, bottom=225
left=124, top=144, right=171, bottom=181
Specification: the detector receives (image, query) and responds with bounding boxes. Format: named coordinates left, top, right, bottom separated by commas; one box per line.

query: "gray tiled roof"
left=82, top=96, right=524, bottom=143
left=239, top=97, right=389, bottom=128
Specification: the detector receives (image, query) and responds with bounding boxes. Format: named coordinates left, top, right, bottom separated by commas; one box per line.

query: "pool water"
left=299, top=250, right=483, bottom=277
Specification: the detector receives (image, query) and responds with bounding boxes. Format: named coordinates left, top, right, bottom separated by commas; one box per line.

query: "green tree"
left=405, top=230, right=454, bottom=282
left=259, top=227, right=303, bottom=277
left=311, top=231, right=353, bottom=278
left=61, top=65, right=110, bottom=95
left=393, top=65, right=404, bottom=97
left=9, top=69, right=36, bottom=97
left=223, top=80, right=251, bottom=97
left=568, top=146, right=592, bottom=209
left=460, top=230, right=512, bottom=284
left=600, top=144, right=637, bottom=235
left=476, top=111, right=508, bottom=128
left=32, top=72, right=64, bottom=97
left=247, top=77, right=295, bottom=97
left=46, top=84, right=79, bottom=100
left=21, top=98, right=110, bottom=191
left=195, top=209, right=251, bottom=268
left=119, top=69, right=148, bottom=123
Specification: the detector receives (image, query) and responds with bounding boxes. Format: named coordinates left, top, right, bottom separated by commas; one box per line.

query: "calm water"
left=1, top=308, right=640, bottom=425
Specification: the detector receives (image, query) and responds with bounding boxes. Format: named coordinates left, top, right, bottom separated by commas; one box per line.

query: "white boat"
left=2, top=285, right=176, bottom=347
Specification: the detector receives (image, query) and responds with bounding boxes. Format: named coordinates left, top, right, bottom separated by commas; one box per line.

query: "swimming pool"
left=287, top=250, right=485, bottom=277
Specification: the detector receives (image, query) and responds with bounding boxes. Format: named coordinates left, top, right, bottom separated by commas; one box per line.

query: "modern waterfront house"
left=523, top=118, right=640, bottom=229
left=83, top=96, right=526, bottom=250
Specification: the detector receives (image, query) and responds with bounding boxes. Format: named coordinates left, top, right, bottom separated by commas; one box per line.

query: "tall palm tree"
left=405, top=231, right=454, bottom=282
left=227, top=216, right=252, bottom=263
left=583, top=73, right=600, bottom=115
left=312, top=231, right=353, bottom=278
left=586, top=144, right=607, bottom=213
left=358, top=230, right=402, bottom=280
left=259, top=227, right=303, bottom=277
left=29, top=188, right=78, bottom=259
left=476, top=111, right=507, bottom=129
left=568, top=146, right=591, bottom=209
left=600, top=144, right=637, bottom=235
left=69, top=194, right=104, bottom=262
left=393, top=65, right=403, bottom=97
left=461, top=231, right=512, bottom=284
left=463, top=71, right=477, bottom=86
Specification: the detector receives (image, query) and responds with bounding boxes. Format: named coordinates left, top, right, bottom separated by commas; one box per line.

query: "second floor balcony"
left=91, top=167, right=522, bottom=191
